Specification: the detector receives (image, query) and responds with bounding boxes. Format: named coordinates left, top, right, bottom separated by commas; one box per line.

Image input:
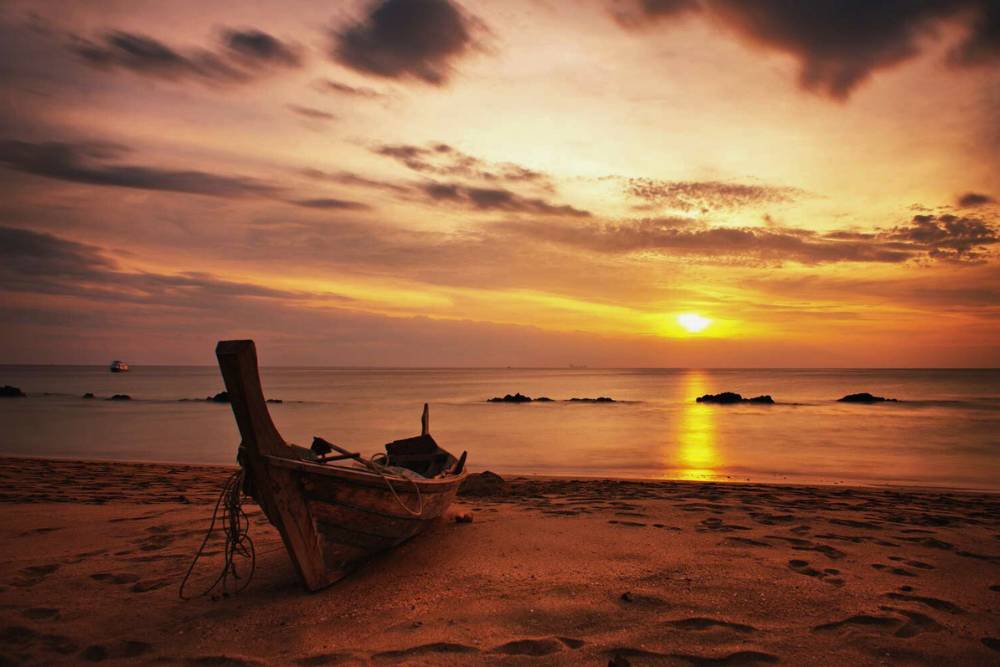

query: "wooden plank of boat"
left=215, top=339, right=466, bottom=591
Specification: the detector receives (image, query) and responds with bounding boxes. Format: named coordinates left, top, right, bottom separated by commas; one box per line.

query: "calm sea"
left=1, top=366, right=997, bottom=491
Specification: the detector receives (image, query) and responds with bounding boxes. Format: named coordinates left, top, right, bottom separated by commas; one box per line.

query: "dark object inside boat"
left=308, top=404, right=466, bottom=478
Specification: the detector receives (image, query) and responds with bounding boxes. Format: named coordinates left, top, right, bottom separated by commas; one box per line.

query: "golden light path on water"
left=671, top=370, right=719, bottom=481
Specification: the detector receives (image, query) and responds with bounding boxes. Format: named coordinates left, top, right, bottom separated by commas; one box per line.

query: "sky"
left=0, top=0, right=998, bottom=367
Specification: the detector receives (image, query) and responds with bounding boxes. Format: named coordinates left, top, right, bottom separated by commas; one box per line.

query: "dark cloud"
left=957, top=191, right=996, bottom=207
left=624, top=177, right=803, bottom=212
left=315, top=78, right=383, bottom=98
left=421, top=182, right=590, bottom=217
left=299, top=167, right=412, bottom=195
left=0, top=139, right=281, bottom=197
left=890, top=213, right=999, bottom=260
left=287, top=105, right=337, bottom=121
left=332, top=0, right=479, bottom=85
left=496, top=212, right=999, bottom=265
left=290, top=197, right=370, bottom=210
left=373, top=142, right=554, bottom=191
left=618, top=0, right=999, bottom=99
left=222, top=28, right=301, bottom=67
left=73, top=28, right=301, bottom=84
left=0, top=225, right=351, bottom=307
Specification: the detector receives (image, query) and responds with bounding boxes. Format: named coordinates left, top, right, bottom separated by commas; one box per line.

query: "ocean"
left=1, top=366, right=997, bottom=491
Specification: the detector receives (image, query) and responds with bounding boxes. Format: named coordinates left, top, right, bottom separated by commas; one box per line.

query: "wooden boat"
left=109, top=360, right=129, bottom=373
left=215, top=339, right=467, bottom=591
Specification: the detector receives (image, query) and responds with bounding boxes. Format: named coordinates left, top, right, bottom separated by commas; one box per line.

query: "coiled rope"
left=179, top=469, right=255, bottom=600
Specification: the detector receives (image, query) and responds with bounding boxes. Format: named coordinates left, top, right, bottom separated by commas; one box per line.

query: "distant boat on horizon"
left=109, top=360, right=129, bottom=373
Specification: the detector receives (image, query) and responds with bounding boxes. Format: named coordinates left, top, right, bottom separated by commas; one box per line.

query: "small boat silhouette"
left=109, top=360, right=129, bottom=373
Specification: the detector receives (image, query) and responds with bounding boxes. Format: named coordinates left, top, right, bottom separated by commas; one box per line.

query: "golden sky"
left=1, top=0, right=998, bottom=366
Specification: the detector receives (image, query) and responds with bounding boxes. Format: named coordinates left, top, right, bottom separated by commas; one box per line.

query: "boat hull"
left=260, top=456, right=464, bottom=587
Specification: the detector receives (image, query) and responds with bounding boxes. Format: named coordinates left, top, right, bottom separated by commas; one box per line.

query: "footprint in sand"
left=871, top=563, right=916, bottom=577
left=787, top=560, right=843, bottom=586
left=21, top=607, right=60, bottom=620
left=883, top=592, right=964, bottom=614
left=698, top=518, right=751, bottom=533
left=371, top=642, right=479, bottom=660
left=12, top=563, right=60, bottom=587
left=813, top=607, right=943, bottom=638
left=491, top=636, right=585, bottom=656
left=606, top=647, right=779, bottom=666
left=90, top=572, right=141, bottom=585
left=664, top=617, right=757, bottom=634
left=293, top=650, right=366, bottom=665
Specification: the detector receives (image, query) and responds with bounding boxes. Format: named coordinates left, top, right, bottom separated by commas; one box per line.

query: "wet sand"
left=1, top=457, right=998, bottom=666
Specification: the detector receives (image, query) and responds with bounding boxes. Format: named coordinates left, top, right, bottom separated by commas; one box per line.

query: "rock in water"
left=568, top=396, right=615, bottom=403
left=459, top=471, right=507, bottom=496
left=207, top=391, right=230, bottom=403
left=82, top=392, right=95, bottom=399
left=697, top=392, right=744, bottom=404
left=107, top=394, right=131, bottom=401
left=697, top=392, right=775, bottom=405
left=838, top=392, right=897, bottom=403
left=488, top=393, right=533, bottom=403
left=1, top=385, right=26, bottom=398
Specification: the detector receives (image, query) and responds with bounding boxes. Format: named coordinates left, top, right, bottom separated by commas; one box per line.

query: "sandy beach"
left=1, top=456, right=998, bottom=666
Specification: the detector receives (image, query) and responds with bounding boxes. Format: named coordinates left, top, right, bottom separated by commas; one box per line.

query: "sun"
left=677, top=313, right=712, bottom=333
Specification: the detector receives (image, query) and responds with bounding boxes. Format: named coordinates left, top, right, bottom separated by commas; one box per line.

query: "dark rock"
left=488, top=393, right=533, bottom=403
left=620, top=591, right=633, bottom=602
left=838, top=392, right=898, bottom=403
left=569, top=396, right=615, bottom=403
left=697, top=392, right=744, bottom=404
left=459, top=471, right=507, bottom=496
left=534, top=396, right=554, bottom=402
left=207, top=391, right=230, bottom=403
left=1, top=385, right=26, bottom=398
left=82, top=392, right=95, bottom=399
left=609, top=656, right=632, bottom=667
left=107, top=394, right=131, bottom=401
left=697, top=392, right=775, bottom=404
left=454, top=512, right=473, bottom=523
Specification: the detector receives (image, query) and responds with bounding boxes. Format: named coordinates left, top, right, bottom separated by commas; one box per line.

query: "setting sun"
left=677, top=313, right=712, bottom=334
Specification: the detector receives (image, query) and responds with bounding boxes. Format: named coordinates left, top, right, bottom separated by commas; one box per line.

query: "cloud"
left=624, top=177, right=803, bottom=212
left=0, top=225, right=351, bottom=307
left=290, top=197, right=370, bottom=210
left=315, top=78, right=383, bottom=98
left=72, top=27, right=301, bottom=84
left=0, top=139, right=281, bottom=197
left=287, top=104, right=337, bottom=121
left=421, top=181, right=591, bottom=217
left=496, top=212, right=1000, bottom=265
left=373, top=142, right=555, bottom=191
left=957, top=191, right=996, bottom=207
left=222, top=28, right=301, bottom=67
left=331, top=0, right=480, bottom=85
left=889, top=213, right=999, bottom=261
left=617, top=0, right=999, bottom=99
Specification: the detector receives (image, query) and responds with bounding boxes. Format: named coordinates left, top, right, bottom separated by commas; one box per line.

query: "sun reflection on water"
left=672, top=371, right=719, bottom=481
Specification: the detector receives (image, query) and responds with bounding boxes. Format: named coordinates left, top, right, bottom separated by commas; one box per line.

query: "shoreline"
left=2, top=454, right=998, bottom=497
left=1, top=456, right=998, bottom=665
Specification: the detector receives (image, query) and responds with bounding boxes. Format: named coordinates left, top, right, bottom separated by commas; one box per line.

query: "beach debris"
left=454, top=512, right=474, bottom=523
left=107, top=394, right=131, bottom=401
left=838, top=392, right=898, bottom=403
left=459, top=470, right=507, bottom=496
left=697, top=392, right=775, bottom=404
left=569, top=396, right=615, bottom=403
left=82, top=392, right=95, bottom=399
left=1, top=385, right=26, bottom=397
left=609, top=656, right=632, bottom=667
left=266, top=398, right=283, bottom=404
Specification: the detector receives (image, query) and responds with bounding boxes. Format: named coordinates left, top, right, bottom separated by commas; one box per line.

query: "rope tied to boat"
left=313, top=437, right=425, bottom=517
left=179, top=468, right=256, bottom=600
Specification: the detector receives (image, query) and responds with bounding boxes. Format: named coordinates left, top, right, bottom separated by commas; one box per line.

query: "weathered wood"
left=215, top=339, right=466, bottom=592
left=216, top=340, right=335, bottom=591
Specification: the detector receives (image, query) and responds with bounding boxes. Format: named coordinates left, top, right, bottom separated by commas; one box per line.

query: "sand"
left=0, top=457, right=998, bottom=666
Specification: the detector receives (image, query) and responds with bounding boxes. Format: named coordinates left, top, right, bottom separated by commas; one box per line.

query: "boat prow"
left=215, top=339, right=467, bottom=591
